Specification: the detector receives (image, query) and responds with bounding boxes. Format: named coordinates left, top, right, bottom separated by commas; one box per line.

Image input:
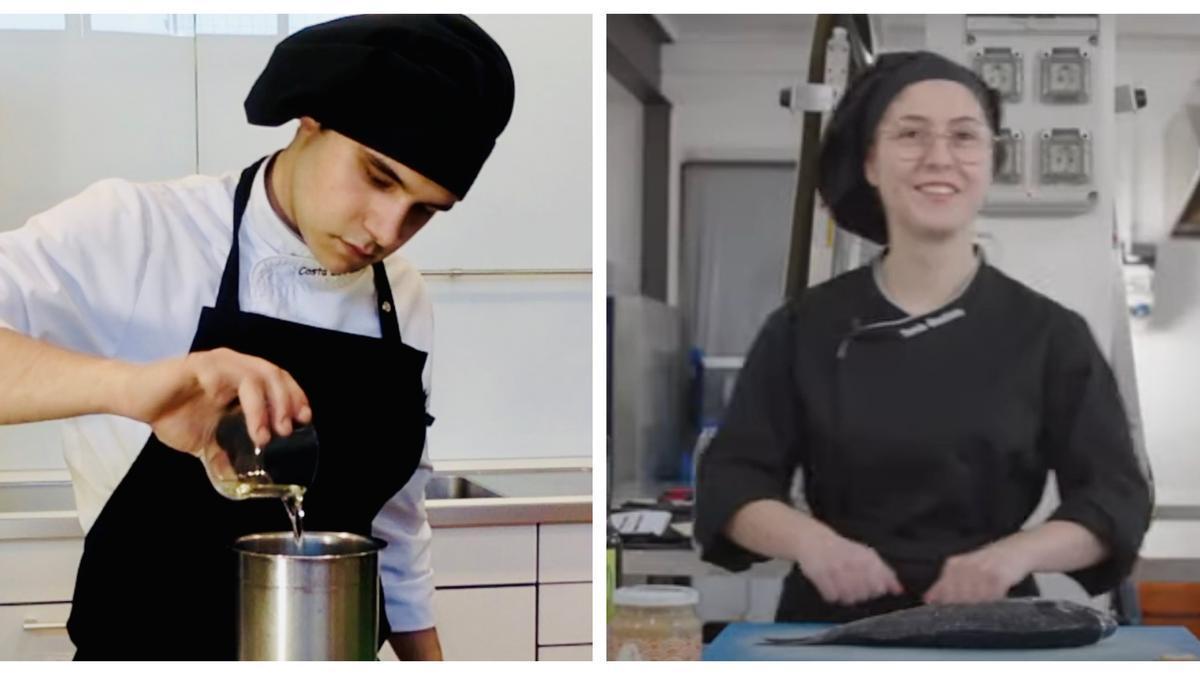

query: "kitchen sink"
left=0, top=482, right=76, bottom=513
left=424, top=476, right=500, bottom=500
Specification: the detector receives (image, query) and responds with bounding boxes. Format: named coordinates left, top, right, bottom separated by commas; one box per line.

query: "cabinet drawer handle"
left=22, top=620, right=67, bottom=632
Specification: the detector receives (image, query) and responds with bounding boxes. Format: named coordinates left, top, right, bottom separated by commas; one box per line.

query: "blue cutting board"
left=704, top=622, right=1200, bottom=660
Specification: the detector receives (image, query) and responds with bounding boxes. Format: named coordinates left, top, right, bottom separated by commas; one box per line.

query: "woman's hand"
left=796, top=529, right=905, bottom=606
left=923, top=539, right=1033, bottom=605
left=925, top=522, right=1108, bottom=605
left=725, top=500, right=904, bottom=606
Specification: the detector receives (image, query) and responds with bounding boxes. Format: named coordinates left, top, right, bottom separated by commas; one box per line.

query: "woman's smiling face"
left=864, top=79, right=994, bottom=243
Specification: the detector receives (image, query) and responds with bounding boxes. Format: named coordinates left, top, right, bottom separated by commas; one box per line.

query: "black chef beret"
left=245, top=14, right=515, bottom=199
left=817, top=50, right=1002, bottom=244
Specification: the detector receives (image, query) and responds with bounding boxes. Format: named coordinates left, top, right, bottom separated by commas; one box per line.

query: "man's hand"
left=118, top=347, right=311, bottom=454
left=795, top=529, right=905, bottom=606
left=388, top=627, right=443, bottom=661
left=923, top=539, right=1032, bottom=605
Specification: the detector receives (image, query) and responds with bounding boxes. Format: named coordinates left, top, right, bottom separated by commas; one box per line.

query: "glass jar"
left=608, top=585, right=702, bottom=661
left=199, top=405, right=318, bottom=500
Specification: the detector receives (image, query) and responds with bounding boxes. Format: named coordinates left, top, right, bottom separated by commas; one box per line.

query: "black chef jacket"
left=694, top=260, right=1153, bottom=622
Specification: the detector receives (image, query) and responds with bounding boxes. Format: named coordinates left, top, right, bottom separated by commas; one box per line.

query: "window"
left=195, top=15, right=279, bottom=36
left=88, top=14, right=195, bottom=37
left=0, top=15, right=66, bottom=31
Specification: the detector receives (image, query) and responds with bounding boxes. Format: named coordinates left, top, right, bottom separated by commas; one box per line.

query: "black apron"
left=68, top=157, right=432, bottom=660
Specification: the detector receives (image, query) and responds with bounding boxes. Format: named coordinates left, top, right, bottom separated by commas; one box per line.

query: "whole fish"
left=761, top=599, right=1118, bottom=649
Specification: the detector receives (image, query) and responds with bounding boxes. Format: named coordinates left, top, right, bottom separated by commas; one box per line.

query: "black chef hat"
left=245, top=14, right=515, bottom=199
left=816, top=50, right=1002, bottom=244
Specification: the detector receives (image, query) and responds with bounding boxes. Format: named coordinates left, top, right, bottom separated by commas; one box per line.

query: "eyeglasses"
left=878, top=125, right=994, bottom=164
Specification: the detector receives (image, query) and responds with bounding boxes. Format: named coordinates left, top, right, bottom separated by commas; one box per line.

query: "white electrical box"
left=974, top=47, right=1023, bottom=102
left=1039, top=128, right=1092, bottom=184
left=1039, top=47, right=1090, bottom=104
left=937, top=15, right=1105, bottom=216
left=995, top=128, right=1024, bottom=184
left=924, top=13, right=1119, bottom=363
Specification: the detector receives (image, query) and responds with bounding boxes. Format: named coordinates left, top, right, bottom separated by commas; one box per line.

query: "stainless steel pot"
left=234, top=531, right=384, bottom=661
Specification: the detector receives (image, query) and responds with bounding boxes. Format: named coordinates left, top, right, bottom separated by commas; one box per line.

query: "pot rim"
left=233, top=531, right=386, bottom=560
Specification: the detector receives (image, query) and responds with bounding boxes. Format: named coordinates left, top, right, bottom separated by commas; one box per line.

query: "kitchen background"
left=0, top=14, right=592, bottom=661
left=608, top=13, right=1200, bottom=643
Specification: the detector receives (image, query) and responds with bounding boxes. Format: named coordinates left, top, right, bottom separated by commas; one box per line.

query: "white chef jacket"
left=0, top=158, right=437, bottom=632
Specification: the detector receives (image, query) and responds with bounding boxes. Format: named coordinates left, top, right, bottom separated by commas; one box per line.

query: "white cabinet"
left=537, top=582, right=592, bottom=646
left=0, top=538, right=82, bottom=604
left=430, top=525, right=536, bottom=587
left=538, top=523, right=591, bottom=583
left=428, top=521, right=592, bottom=661
left=0, top=603, right=73, bottom=661
left=0, top=499, right=588, bottom=660
left=535, top=524, right=592, bottom=659
left=432, top=586, right=536, bottom=661
left=538, top=645, right=592, bottom=661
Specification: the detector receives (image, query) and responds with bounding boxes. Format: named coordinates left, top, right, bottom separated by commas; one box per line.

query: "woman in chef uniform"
left=694, top=51, right=1152, bottom=623
left=0, top=15, right=513, bottom=660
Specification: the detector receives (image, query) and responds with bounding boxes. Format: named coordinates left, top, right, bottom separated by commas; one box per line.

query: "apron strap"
left=214, top=156, right=268, bottom=312
left=371, top=262, right=403, bottom=344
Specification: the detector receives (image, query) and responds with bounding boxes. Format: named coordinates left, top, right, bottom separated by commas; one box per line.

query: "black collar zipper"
left=836, top=315, right=922, bottom=360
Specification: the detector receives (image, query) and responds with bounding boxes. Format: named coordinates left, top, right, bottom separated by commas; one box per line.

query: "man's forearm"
left=0, top=328, right=132, bottom=424
left=388, top=627, right=443, bottom=661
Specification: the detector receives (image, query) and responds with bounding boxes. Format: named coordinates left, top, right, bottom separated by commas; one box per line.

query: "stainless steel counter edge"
left=0, top=496, right=592, bottom=541
left=427, top=496, right=591, bottom=527
left=431, top=457, right=591, bottom=474
left=0, top=460, right=592, bottom=539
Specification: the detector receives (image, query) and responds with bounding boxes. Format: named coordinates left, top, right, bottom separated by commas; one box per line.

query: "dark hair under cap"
left=245, top=14, right=515, bottom=199
left=816, top=50, right=1002, bottom=244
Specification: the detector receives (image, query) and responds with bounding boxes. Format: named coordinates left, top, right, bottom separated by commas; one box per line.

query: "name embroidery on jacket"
left=898, top=307, right=966, bottom=339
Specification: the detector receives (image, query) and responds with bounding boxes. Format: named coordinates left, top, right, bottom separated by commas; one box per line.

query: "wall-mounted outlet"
left=1039, top=128, right=1091, bottom=184
left=994, top=128, right=1023, bottom=185
left=1040, top=47, right=1090, bottom=103
left=974, top=47, right=1022, bottom=102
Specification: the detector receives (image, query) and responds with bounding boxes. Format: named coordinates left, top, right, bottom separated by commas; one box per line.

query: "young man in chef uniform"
left=0, top=15, right=514, bottom=660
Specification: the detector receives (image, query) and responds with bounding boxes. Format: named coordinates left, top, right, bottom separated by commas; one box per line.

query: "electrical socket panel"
left=994, top=129, right=1023, bottom=184
left=1039, top=47, right=1090, bottom=103
left=974, top=47, right=1023, bottom=102
left=948, top=15, right=1105, bottom=216
left=1039, top=128, right=1091, bottom=185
